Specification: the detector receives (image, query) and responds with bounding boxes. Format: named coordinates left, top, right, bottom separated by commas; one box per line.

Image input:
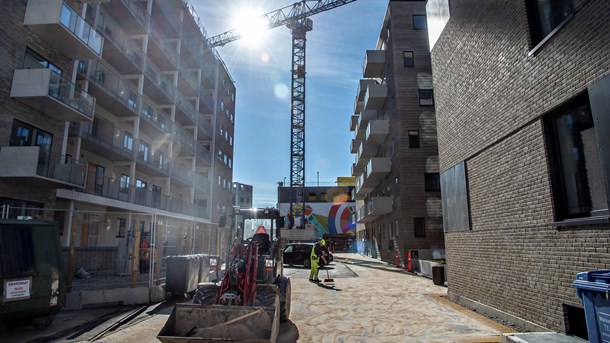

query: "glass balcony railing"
left=120, top=0, right=149, bottom=29
left=173, top=126, right=196, bottom=154
left=59, top=3, right=103, bottom=55
left=47, top=70, right=95, bottom=119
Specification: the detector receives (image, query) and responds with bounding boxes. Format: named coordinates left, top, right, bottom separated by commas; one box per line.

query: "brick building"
left=350, top=0, right=444, bottom=268
left=428, top=0, right=610, bottom=336
left=0, top=0, right=235, bottom=289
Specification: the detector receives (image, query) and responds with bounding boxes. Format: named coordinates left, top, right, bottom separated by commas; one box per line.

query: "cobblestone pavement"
left=285, top=253, right=513, bottom=343
left=1, top=253, right=514, bottom=343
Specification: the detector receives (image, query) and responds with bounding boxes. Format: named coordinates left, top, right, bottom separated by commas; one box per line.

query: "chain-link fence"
left=0, top=206, right=225, bottom=293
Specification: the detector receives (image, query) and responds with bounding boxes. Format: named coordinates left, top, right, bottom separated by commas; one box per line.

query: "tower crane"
left=207, top=0, right=357, bottom=229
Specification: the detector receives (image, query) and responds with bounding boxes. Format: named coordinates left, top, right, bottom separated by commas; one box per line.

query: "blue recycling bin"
left=573, top=270, right=610, bottom=343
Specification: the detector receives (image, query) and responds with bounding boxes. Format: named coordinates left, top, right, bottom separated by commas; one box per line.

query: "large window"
left=545, top=94, right=607, bottom=220
left=526, top=0, right=576, bottom=47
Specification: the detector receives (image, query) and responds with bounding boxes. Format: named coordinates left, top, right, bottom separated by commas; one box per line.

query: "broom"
left=321, top=255, right=334, bottom=285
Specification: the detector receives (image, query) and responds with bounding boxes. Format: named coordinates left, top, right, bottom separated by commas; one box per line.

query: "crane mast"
left=207, top=0, right=357, bottom=229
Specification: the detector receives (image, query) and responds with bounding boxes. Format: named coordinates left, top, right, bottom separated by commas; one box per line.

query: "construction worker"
left=309, top=239, right=327, bottom=282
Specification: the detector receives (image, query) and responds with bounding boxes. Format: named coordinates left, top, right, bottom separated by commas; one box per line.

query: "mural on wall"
left=279, top=201, right=356, bottom=237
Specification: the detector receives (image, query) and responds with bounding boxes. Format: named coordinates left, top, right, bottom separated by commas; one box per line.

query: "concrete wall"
left=431, top=0, right=610, bottom=332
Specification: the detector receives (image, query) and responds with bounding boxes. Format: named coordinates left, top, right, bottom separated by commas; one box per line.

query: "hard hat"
left=320, top=239, right=326, bottom=246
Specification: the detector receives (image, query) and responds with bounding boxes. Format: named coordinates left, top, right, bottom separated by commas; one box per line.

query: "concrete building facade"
left=428, top=0, right=610, bottom=337
left=0, top=0, right=235, bottom=290
left=350, top=0, right=444, bottom=268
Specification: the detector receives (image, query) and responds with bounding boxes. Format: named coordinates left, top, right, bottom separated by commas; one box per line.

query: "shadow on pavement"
left=340, top=258, right=413, bottom=275
left=278, top=320, right=299, bottom=343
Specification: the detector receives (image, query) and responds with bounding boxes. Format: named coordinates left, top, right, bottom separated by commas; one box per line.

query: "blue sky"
left=194, top=1, right=388, bottom=207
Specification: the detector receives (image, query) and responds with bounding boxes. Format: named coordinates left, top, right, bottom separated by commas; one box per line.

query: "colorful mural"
left=279, top=201, right=356, bottom=237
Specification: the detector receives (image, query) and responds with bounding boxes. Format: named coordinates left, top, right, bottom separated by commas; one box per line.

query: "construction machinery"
left=208, top=0, right=357, bottom=229
left=157, top=208, right=289, bottom=342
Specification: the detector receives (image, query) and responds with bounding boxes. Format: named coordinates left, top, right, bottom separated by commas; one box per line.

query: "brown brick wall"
left=432, top=0, right=610, bottom=332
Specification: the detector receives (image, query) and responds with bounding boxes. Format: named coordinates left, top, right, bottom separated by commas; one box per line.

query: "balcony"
left=84, top=61, right=142, bottom=117
left=364, top=84, right=387, bottom=111
left=363, top=50, right=385, bottom=78
left=76, top=120, right=136, bottom=162
left=362, top=158, right=391, bottom=188
left=353, top=174, right=373, bottom=200
left=99, top=22, right=145, bottom=74
left=135, top=146, right=170, bottom=177
left=356, top=110, right=377, bottom=140
left=196, top=144, right=212, bottom=168
left=366, top=120, right=389, bottom=144
left=194, top=173, right=210, bottom=194
left=352, top=163, right=363, bottom=178
left=101, top=0, right=148, bottom=34
left=173, top=126, right=196, bottom=156
left=349, top=115, right=358, bottom=132
left=197, top=114, right=213, bottom=141
left=358, top=79, right=378, bottom=102
left=0, top=146, right=85, bottom=187
left=171, top=162, right=194, bottom=188
left=11, top=69, right=95, bottom=122
left=358, top=196, right=392, bottom=222
left=24, top=0, right=103, bottom=59
left=350, top=139, right=360, bottom=154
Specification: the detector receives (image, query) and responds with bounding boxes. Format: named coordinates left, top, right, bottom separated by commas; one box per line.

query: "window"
left=419, top=90, right=434, bottom=106
left=136, top=179, right=147, bottom=189
left=414, top=218, right=426, bottom=237
left=116, top=218, right=126, bottom=238
left=441, top=161, right=471, bottom=232
left=413, top=217, right=426, bottom=237
left=409, top=130, right=420, bottom=148
left=119, top=174, right=130, bottom=193
left=94, top=165, right=105, bottom=195
left=139, top=142, right=150, bottom=162
left=425, top=173, right=441, bottom=192
left=413, top=15, right=427, bottom=30
left=526, top=0, right=575, bottom=47
left=123, top=132, right=133, bottom=151
left=545, top=93, right=608, bottom=221
left=403, top=51, right=414, bottom=67
left=23, top=48, right=62, bottom=76
left=218, top=149, right=223, bottom=161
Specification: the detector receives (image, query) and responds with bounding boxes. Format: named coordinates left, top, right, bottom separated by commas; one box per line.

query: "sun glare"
left=233, top=7, right=269, bottom=46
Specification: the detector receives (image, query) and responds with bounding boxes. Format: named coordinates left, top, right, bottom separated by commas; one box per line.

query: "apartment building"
left=350, top=0, right=444, bottom=267
left=232, top=182, right=253, bottom=210
left=0, top=0, right=235, bottom=290
left=428, top=0, right=609, bottom=337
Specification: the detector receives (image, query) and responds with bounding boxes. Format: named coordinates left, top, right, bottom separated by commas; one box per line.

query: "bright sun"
left=232, top=7, right=269, bottom=46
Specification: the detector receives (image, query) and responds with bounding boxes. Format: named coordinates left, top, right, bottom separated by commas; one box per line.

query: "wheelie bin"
left=573, top=270, right=610, bottom=342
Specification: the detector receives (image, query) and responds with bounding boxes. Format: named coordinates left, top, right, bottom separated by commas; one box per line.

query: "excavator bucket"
left=157, top=297, right=280, bottom=343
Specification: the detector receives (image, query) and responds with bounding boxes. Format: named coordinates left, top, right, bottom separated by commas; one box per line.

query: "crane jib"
left=206, top=0, right=358, bottom=48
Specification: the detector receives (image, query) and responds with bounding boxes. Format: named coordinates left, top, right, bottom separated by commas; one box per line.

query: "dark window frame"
left=425, top=173, right=441, bottom=192
left=525, top=0, right=576, bottom=50
left=408, top=130, right=420, bottom=148
left=413, top=15, right=427, bottom=30
left=544, top=92, right=608, bottom=221
left=414, top=217, right=426, bottom=237
left=116, top=218, right=127, bottom=238
left=419, top=89, right=434, bottom=106
left=403, top=51, right=414, bottom=67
